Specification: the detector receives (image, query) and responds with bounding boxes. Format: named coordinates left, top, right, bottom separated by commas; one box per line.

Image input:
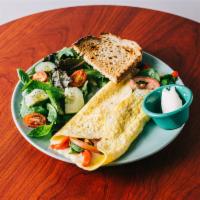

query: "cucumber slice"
left=24, top=89, right=48, bottom=107
left=35, top=61, right=56, bottom=72
left=65, top=87, right=84, bottom=114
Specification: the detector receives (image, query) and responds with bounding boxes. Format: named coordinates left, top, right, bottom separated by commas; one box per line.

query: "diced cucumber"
left=24, top=89, right=48, bottom=107
left=65, top=87, right=84, bottom=114
left=35, top=61, right=56, bottom=72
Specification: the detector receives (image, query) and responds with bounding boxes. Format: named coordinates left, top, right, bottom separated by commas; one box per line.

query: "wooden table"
left=0, top=6, right=199, bottom=200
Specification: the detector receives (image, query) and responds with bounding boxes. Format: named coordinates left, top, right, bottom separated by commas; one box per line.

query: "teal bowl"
left=142, top=84, right=193, bottom=130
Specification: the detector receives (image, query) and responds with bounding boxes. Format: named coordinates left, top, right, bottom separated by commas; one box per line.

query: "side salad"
left=17, top=47, right=179, bottom=139
left=18, top=47, right=108, bottom=138
left=129, top=64, right=179, bottom=90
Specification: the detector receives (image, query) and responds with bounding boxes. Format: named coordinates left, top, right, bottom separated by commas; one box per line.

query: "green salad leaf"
left=98, top=77, right=108, bottom=88
left=82, top=81, right=99, bottom=102
left=43, top=53, right=57, bottom=63
left=84, top=69, right=105, bottom=79
left=160, top=74, right=177, bottom=85
left=20, top=99, right=47, bottom=117
left=87, top=85, right=99, bottom=101
left=138, top=68, right=160, bottom=81
left=28, top=123, right=53, bottom=138
left=22, top=79, right=64, bottom=99
left=46, top=90, right=64, bottom=115
left=27, top=66, right=36, bottom=76
left=17, top=68, right=30, bottom=84
left=82, top=68, right=108, bottom=101
left=52, top=114, right=74, bottom=133
left=56, top=47, right=76, bottom=60
left=81, top=80, right=89, bottom=98
left=47, top=103, right=57, bottom=123
left=32, top=106, right=47, bottom=116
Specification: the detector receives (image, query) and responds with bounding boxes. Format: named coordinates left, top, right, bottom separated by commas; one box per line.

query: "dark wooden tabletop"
left=0, top=6, right=199, bottom=200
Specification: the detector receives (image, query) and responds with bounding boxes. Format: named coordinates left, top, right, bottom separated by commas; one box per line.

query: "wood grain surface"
left=0, top=6, right=199, bottom=200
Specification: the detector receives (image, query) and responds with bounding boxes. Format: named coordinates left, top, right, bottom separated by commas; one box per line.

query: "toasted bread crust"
left=72, top=33, right=142, bottom=83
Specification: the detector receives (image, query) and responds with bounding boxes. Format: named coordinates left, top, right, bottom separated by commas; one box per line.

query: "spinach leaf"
left=17, top=68, right=30, bottom=84
left=85, top=69, right=105, bottom=79
left=28, top=123, right=53, bottom=138
left=138, top=68, right=160, bottom=81
left=160, top=74, right=177, bottom=85
left=46, top=90, right=64, bottom=115
left=32, top=106, right=48, bottom=115
left=20, top=99, right=47, bottom=117
left=47, top=103, right=57, bottom=123
left=22, top=80, right=64, bottom=99
left=70, top=142, right=83, bottom=153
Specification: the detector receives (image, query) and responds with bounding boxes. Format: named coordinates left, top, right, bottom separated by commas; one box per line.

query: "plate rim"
left=11, top=51, right=184, bottom=166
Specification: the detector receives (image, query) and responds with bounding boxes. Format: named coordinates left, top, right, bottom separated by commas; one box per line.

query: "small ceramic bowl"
left=142, top=84, right=193, bottom=130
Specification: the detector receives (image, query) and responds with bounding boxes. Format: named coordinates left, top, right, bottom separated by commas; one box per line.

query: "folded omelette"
left=50, top=79, right=149, bottom=170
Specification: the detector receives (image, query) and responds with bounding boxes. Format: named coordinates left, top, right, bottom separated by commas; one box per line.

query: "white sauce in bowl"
left=161, top=86, right=182, bottom=113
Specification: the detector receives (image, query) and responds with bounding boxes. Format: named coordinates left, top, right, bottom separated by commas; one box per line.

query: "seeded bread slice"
left=72, top=33, right=142, bottom=83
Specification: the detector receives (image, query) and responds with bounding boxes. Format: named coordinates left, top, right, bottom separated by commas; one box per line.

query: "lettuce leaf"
left=28, top=123, right=53, bottom=138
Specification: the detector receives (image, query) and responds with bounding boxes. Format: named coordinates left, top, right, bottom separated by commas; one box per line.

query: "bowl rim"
left=142, top=84, right=193, bottom=118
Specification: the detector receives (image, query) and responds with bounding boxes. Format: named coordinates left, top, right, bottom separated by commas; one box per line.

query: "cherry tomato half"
left=171, top=71, right=179, bottom=78
left=23, top=113, right=46, bottom=128
left=82, top=150, right=92, bottom=167
left=50, top=136, right=70, bottom=150
left=70, top=69, right=87, bottom=87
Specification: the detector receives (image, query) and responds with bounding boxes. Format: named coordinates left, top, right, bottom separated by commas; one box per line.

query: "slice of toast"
left=72, top=33, right=142, bottom=83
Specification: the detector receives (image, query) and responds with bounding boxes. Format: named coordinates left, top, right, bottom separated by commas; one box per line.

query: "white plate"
left=11, top=52, right=184, bottom=166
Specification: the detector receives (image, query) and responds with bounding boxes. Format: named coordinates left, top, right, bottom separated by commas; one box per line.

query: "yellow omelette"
left=50, top=79, right=149, bottom=170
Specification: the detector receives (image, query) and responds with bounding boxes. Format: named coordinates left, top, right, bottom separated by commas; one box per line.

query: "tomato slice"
left=32, top=71, right=48, bottom=82
left=82, top=150, right=92, bottom=167
left=70, top=138, right=100, bottom=153
left=130, top=76, right=160, bottom=90
left=23, top=113, right=46, bottom=128
left=50, top=136, right=70, bottom=150
left=171, top=71, right=179, bottom=78
left=70, top=69, right=87, bottom=87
